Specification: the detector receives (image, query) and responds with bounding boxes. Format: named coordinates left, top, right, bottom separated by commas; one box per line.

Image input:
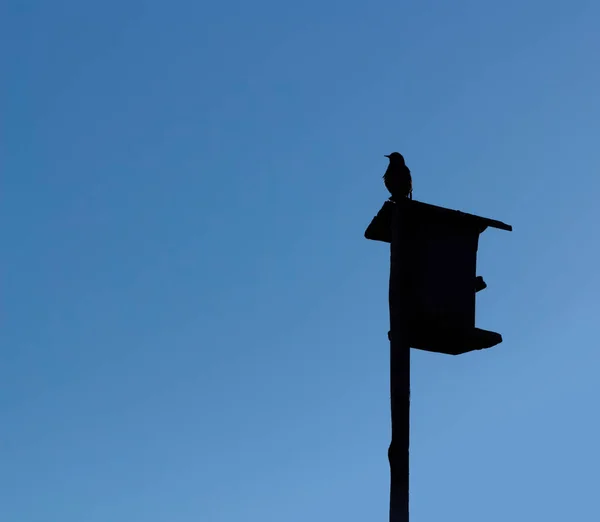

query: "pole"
left=388, top=200, right=410, bottom=522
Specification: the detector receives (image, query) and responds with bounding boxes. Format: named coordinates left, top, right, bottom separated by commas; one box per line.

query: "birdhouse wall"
left=405, top=221, right=480, bottom=331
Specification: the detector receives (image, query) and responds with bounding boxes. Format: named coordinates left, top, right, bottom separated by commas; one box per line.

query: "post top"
left=365, top=199, right=512, bottom=243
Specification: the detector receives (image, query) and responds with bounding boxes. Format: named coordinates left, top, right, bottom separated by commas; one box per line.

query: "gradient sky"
left=3, top=1, right=600, bottom=521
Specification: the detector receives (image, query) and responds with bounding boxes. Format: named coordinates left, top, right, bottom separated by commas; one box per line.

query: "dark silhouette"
left=383, top=152, right=412, bottom=201
left=364, top=197, right=512, bottom=522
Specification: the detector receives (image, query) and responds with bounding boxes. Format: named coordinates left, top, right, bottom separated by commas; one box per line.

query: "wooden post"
left=388, top=201, right=410, bottom=522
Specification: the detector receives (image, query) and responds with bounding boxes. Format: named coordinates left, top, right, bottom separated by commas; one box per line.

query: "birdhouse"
left=365, top=199, right=512, bottom=355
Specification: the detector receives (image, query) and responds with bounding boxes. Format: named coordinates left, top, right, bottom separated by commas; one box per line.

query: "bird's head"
left=384, top=152, right=405, bottom=164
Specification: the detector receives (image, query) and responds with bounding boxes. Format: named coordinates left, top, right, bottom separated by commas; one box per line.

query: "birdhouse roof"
left=365, top=199, right=512, bottom=243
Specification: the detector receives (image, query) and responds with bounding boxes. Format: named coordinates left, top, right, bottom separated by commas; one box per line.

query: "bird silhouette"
left=383, top=152, right=412, bottom=201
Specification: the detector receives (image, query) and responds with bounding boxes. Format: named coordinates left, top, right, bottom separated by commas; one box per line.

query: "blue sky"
left=3, top=0, right=600, bottom=520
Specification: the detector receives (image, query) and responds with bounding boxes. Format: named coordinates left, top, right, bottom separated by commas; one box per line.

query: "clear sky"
left=3, top=1, right=600, bottom=520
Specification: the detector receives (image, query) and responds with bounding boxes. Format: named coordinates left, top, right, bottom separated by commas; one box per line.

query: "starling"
left=383, top=152, right=412, bottom=201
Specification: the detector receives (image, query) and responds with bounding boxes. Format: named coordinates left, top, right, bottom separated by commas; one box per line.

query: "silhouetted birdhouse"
left=365, top=199, right=512, bottom=355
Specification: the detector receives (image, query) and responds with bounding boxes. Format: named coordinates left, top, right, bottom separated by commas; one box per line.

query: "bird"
left=383, top=152, right=412, bottom=201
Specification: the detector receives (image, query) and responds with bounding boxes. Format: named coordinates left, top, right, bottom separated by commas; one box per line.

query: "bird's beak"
left=384, top=154, right=390, bottom=158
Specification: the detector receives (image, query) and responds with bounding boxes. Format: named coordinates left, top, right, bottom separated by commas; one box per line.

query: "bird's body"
left=383, top=152, right=412, bottom=201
